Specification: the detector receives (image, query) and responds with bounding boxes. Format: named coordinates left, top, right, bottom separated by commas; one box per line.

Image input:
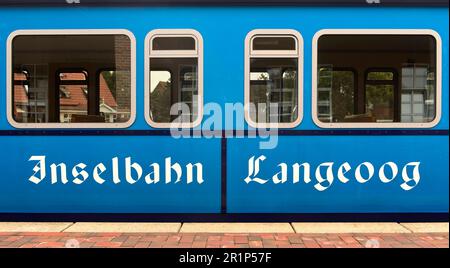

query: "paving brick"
left=167, top=235, right=181, bottom=243
left=207, top=235, right=222, bottom=241
left=134, top=242, right=151, bottom=248
left=80, top=242, right=95, bottom=248
left=0, top=241, right=12, bottom=247
left=249, top=240, right=263, bottom=248
left=221, top=235, right=234, bottom=242
left=340, top=236, right=359, bottom=244
left=19, top=243, right=39, bottom=248
left=234, top=236, right=249, bottom=244
left=148, top=242, right=163, bottom=248
left=0, top=228, right=446, bottom=248
left=304, top=241, right=321, bottom=248
left=192, top=241, right=207, bottom=248
left=34, top=242, right=66, bottom=248
left=93, top=241, right=122, bottom=248
left=180, top=235, right=195, bottom=243
left=288, top=237, right=304, bottom=244
left=86, top=236, right=114, bottom=242
left=274, top=235, right=289, bottom=241
left=112, top=235, right=130, bottom=242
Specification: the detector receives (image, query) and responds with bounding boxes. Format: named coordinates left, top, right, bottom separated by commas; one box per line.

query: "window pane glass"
left=59, top=72, right=87, bottom=81
left=365, top=84, right=394, bottom=122
left=252, top=37, right=296, bottom=50
left=317, top=66, right=355, bottom=122
left=249, top=58, right=298, bottom=124
left=149, top=58, right=199, bottom=123
left=367, top=71, right=394, bottom=81
left=99, top=70, right=131, bottom=123
left=401, top=65, right=435, bottom=122
left=150, top=71, right=172, bottom=122
left=317, top=34, right=436, bottom=123
left=12, top=34, right=132, bottom=124
left=152, top=37, right=196, bottom=50
left=58, top=72, right=88, bottom=123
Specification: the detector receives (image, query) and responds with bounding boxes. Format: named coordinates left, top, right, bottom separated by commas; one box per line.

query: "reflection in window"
left=12, top=34, right=132, bottom=124
left=317, top=67, right=355, bottom=122
left=249, top=59, right=298, bottom=123
left=401, top=65, right=435, bottom=122
left=317, top=34, right=437, bottom=123
left=149, top=34, right=200, bottom=125
left=99, top=70, right=131, bottom=123
left=13, top=66, right=48, bottom=123
left=367, top=71, right=394, bottom=81
left=58, top=72, right=88, bottom=123
left=247, top=34, right=300, bottom=126
left=152, top=37, right=196, bottom=50
left=252, top=37, right=296, bottom=51
left=365, top=70, right=395, bottom=122
left=150, top=70, right=172, bottom=122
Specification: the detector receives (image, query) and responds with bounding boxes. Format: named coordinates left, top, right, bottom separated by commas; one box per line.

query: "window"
left=313, top=29, right=441, bottom=128
left=145, top=30, right=203, bottom=128
left=7, top=30, right=136, bottom=128
left=245, top=30, right=303, bottom=128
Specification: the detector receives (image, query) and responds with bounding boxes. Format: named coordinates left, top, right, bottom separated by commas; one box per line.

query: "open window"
left=245, top=30, right=303, bottom=128
left=7, top=30, right=136, bottom=128
left=313, top=29, right=441, bottom=128
left=145, top=29, right=203, bottom=128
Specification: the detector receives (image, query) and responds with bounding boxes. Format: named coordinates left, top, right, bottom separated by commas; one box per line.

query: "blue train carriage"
left=0, top=0, right=448, bottom=220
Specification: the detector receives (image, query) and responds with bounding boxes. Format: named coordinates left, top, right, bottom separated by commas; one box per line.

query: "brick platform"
left=0, top=232, right=448, bottom=248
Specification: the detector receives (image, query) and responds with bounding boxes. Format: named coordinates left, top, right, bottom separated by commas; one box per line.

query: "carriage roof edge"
left=0, top=0, right=448, bottom=7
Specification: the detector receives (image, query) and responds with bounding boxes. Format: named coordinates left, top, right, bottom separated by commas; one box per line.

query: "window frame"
left=6, top=29, right=136, bottom=129
left=244, top=29, right=304, bottom=129
left=312, top=29, right=442, bottom=128
left=144, top=29, right=204, bottom=128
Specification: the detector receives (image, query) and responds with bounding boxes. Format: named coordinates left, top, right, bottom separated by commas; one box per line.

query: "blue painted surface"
left=0, top=136, right=221, bottom=213
left=0, top=7, right=448, bottom=130
left=0, top=7, right=448, bottom=213
left=227, top=136, right=449, bottom=213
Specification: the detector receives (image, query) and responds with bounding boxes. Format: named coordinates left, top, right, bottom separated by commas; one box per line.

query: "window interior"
left=12, top=34, right=132, bottom=124
left=152, top=36, right=196, bottom=50
left=149, top=35, right=199, bottom=125
left=248, top=34, right=299, bottom=125
left=252, top=36, right=296, bottom=51
left=249, top=58, right=298, bottom=124
left=317, top=34, right=437, bottom=123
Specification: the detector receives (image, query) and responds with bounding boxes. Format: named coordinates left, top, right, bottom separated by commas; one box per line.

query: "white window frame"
left=244, top=29, right=304, bottom=129
left=145, top=29, right=204, bottom=128
left=312, top=29, right=442, bottom=129
left=6, top=29, right=136, bottom=129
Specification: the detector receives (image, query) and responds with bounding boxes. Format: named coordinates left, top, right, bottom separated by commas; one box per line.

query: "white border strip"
left=144, top=29, right=204, bottom=129
left=311, top=29, right=442, bottom=129
left=6, top=29, right=136, bottom=129
left=244, top=29, right=304, bottom=129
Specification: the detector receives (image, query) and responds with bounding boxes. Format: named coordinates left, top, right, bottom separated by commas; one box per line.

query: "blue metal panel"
left=227, top=135, right=449, bottom=213
left=0, top=136, right=221, bottom=212
left=0, top=0, right=447, bottom=7
left=0, top=7, right=448, bottom=214
left=0, top=7, right=448, bottom=130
